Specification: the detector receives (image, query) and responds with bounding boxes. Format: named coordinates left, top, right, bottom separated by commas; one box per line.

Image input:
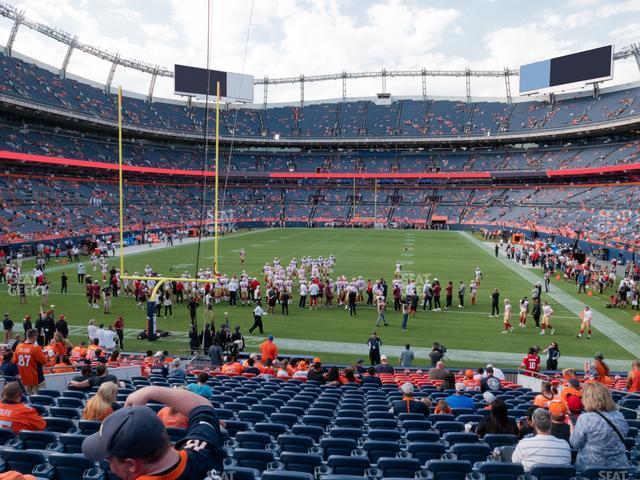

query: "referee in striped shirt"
left=511, top=408, right=571, bottom=471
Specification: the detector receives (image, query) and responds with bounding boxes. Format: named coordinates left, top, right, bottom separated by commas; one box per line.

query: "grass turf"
left=0, top=228, right=634, bottom=366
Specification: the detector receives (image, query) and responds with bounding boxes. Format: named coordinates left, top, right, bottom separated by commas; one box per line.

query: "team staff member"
left=0, top=381, right=46, bottom=432
left=13, top=329, right=47, bottom=394
left=489, top=288, right=500, bottom=317
left=83, top=385, right=224, bottom=480
left=249, top=302, right=266, bottom=334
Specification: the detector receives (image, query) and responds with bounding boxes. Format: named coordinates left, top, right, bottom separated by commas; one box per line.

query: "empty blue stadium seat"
left=425, top=460, right=472, bottom=480
left=223, top=420, right=251, bottom=438
left=369, top=419, right=397, bottom=430
left=368, top=429, right=402, bottom=441
left=254, top=422, right=288, bottom=438
left=398, top=413, right=427, bottom=422
left=78, top=420, right=101, bottom=435
left=38, top=389, right=61, bottom=398
left=405, top=431, right=440, bottom=443
left=49, top=407, right=81, bottom=419
left=216, top=408, right=235, bottom=420
left=482, top=434, right=518, bottom=449
left=43, top=453, right=103, bottom=480
left=334, top=417, right=364, bottom=428
left=428, top=414, right=455, bottom=422
left=443, top=432, right=479, bottom=445
left=448, top=443, right=491, bottom=463
left=0, top=429, right=17, bottom=445
left=59, top=434, right=87, bottom=454
left=62, top=391, right=87, bottom=400
left=229, top=448, right=275, bottom=471
left=319, top=438, right=357, bottom=459
left=222, top=466, right=261, bottom=480
left=368, top=412, right=396, bottom=420
left=407, top=442, right=446, bottom=463
left=252, top=404, right=277, bottom=416
left=235, top=432, right=273, bottom=450
left=328, top=427, right=362, bottom=441
left=474, top=461, right=525, bottom=480
left=528, top=464, right=576, bottom=480
left=261, top=472, right=314, bottom=480
left=362, top=440, right=400, bottom=463
left=376, top=457, right=422, bottom=478
left=29, top=394, right=57, bottom=406
left=434, top=421, right=465, bottom=435
left=292, top=425, right=324, bottom=441
left=302, top=414, right=332, bottom=428
left=0, top=449, right=50, bottom=475
left=11, top=430, right=61, bottom=450
left=56, top=397, right=84, bottom=408
left=271, top=413, right=299, bottom=427
left=326, top=455, right=371, bottom=476
left=401, top=420, right=432, bottom=431
left=278, top=434, right=314, bottom=453
left=278, top=452, right=323, bottom=474
left=238, top=410, right=268, bottom=424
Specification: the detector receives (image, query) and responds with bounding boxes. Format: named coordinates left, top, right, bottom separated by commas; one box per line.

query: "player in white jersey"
left=475, top=267, right=483, bottom=285
left=577, top=305, right=592, bottom=339
left=469, top=280, right=478, bottom=305
left=394, top=261, right=402, bottom=279
left=100, top=259, right=108, bottom=282
left=240, top=248, right=246, bottom=264
left=502, top=298, right=514, bottom=333
left=540, top=301, right=555, bottom=335
left=518, top=297, right=529, bottom=327
left=91, top=254, right=98, bottom=271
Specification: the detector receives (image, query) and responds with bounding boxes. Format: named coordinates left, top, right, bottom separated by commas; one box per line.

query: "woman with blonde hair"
left=570, top=382, right=629, bottom=471
left=81, top=382, right=119, bottom=421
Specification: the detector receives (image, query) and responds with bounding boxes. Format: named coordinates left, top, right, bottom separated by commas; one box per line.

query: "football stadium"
left=0, top=0, right=639, bottom=478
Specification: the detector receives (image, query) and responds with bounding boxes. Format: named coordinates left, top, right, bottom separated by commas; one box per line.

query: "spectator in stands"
left=570, top=382, right=629, bottom=471
left=82, top=382, right=120, bottom=421
left=69, top=365, right=94, bottom=392
left=560, top=378, right=582, bottom=405
left=13, top=328, right=46, bottom=394
left=306, top=362, right=325, bottom=384
left=434, top=399, right=451, bottom=414
left=626, top=360, right=640, bottom=392
left=260, top=336, right=278, bottom=363
left=83, top=385, right=224, bottom=479
left=325, top=366, right=341, bottom=386
left=485, top=363, right=505, bottom=380
left=589, top=352, right=613, bottom=385
left=0, top=351, right=19, bottom=380
left=445, top=382, right=475, bottom=409
left=150, top=354, right=169, bottom=377
left=549, top=401, right=570, bottom=442
left=157, top=404, right=189, bottom=429
left=517, top=406, right=538, bottom=439
left=375, top=355, right=394, bottom=374
left=244, top=358, right=260, bottom=375
left=480, top=367, right=501, bottom=392
left=399, top=344, right=414, bottom=368
left=428, top=361, right=449, bottom=381
left=169, top=359, right=186, bottom=381
left=3, top=313, right=13, bottom=342
left=511, top=408, right=571, bottom=471
left=208, top=342, right=223, bottom=367
left=392, top=382, right=428, bottom=415
left=361, top=367, right=383, bottom=386
left=0, top=381, right=45, bottom=433
left=533, top=382, right=557, bottom=407
left=69, top=363, right=120, bottom=389
left=220, top=355, right=244, bottom=375
left=339, top=368, right=358, bottom=384
left=52, top=354, right=75, bottom=374
left=186, top=372, right=213, bottom=399
left=476, top=399, right=519, bottom=437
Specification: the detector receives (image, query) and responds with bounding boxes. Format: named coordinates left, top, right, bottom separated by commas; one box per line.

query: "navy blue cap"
left=82, top=406, right=167, bottom=461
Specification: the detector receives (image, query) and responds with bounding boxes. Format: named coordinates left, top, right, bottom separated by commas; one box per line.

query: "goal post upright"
left=118, top=86, right=124, bottom=276
left=214, top=80, right=220, bottom=275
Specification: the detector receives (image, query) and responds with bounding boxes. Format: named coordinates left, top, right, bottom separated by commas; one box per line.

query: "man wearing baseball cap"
left=548, top=401, right=570, bottom=442
left=391, top=382, right=428, bottom=415
left=82, top=386, right=223, bottom=479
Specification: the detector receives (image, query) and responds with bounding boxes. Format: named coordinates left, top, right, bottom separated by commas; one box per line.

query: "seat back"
left=376, top=457, right=422, bottom=478
left=279, top=452, right=323, bottom=474
left=529, top=464, right=577, bottom=480
left=326, top=455, right=371, bottom=476
left=60, top=434, right=87, bottom=454
left=475, top=461, right=524, bottom=480
left=236, top=432, right=273, bottom=450
left=261, top=472, right=314, bottom=480
left=362, top=440, right=400, bottom=463
left=278, top=434, right=314, bottom=454
left=426, top=460, right=472, bottom=480
left=443, top=432, right=479, bottom=445
left=320, top=438, right=357, bottom=459
left=19, top=430, right=59, bottom=450
left=0, top=449, right=47, bottom=474
left=48, top=453, right=98, bottom=480
left=482, top=434, right=518, bottom=449
left=407, top=442, right=446, bottom=463
left=450, top=442, right=491, bottom=463
left=232, top=448, right=275, bottom=471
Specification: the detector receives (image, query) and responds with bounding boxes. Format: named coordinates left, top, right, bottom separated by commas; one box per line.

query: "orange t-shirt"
left=13, top=342, right=47, bottom=386
left=157, top=407, right=189, bottom=429
left=0, top=401, right=46, bottom=432
left=594, top=360, right=613, bottom=386
left=260, top=342, right=278, bottom=362
left=52, top=342, right=67, bottom=359
left=533, top=393, right=557, bottom=408
left=560, top=387, right=582, bottom=405
left=70, top=346, right=87, bottom=359
left=221, top=362, right=244, bottom=375
left=628, top=369, right=640, bottom=393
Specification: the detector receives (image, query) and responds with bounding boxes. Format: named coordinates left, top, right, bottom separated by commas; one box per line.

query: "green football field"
left=1, top=228, right=637, bottom=369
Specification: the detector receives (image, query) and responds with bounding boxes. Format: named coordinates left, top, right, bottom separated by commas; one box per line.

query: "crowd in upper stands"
left=1, top=51, right=639, bottom=139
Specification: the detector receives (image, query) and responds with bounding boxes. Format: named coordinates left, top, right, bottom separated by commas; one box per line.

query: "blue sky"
left=0, top=0, right=638, bottom=103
